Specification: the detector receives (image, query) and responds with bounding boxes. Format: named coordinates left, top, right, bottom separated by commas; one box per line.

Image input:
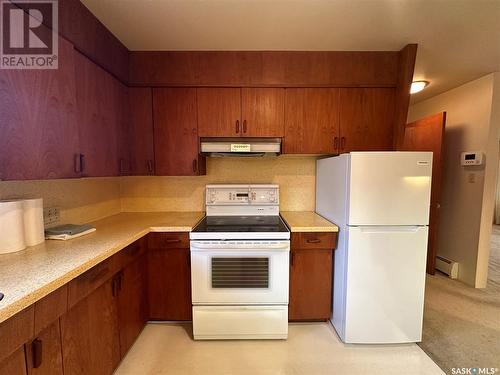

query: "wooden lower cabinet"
left=116, top=255, right=148, bottom=357
left=0, top=347, right=26, bottom=375
left=289, top=233, right=336, bottom=321
left=148, top=235, right=192, bottom=320
left=26, top=321, right=64, bottom=375
left=60, top=279, right=121, bottom=375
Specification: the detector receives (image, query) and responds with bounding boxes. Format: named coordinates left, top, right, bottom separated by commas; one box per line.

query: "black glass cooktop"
left=192, top=216, right=289, bottom=233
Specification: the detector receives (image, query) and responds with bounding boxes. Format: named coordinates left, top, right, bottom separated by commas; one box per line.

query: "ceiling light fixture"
left=410, top=80, right=429, bottom=94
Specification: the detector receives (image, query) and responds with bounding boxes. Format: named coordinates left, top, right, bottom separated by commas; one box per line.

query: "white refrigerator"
left=316, top=152, right=433, bottom=344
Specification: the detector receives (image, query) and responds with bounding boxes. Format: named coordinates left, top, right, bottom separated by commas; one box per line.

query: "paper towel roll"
left=0, top=200, right=26, bottom=254
left=22, top=198, right=45, bottom=246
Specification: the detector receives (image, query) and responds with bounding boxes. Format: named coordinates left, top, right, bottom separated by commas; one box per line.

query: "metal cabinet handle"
left=243, top=120, right=247, bottom=134
left=333, top=137, right=339, bottom=150
left=119, top=158, right=125, bottom=175
left=163, top=239, right=181, bottom=244
left=74, top=154, right=81, bottom=173
left=32, top=339, right=42, bottom=369
left=341, top=137, right=346, bottom=150
left=80, top=154, right=86, bottom=173
left=306, top=239, right=321, bottom=244
left=236, top=120, right=240, bottom=134
left=147, top=160, right=154, bottom=174
left=192, top=159, right=198, bottom=173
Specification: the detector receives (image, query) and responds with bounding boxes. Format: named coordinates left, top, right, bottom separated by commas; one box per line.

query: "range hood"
left=200, top=138, right=281, bottom=157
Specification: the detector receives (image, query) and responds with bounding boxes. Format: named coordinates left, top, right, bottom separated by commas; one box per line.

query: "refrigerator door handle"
left=355, top=226, right=425, bottom=233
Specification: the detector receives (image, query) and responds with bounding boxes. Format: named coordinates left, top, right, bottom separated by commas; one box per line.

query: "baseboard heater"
left=435, top=255, right=459, bottom=279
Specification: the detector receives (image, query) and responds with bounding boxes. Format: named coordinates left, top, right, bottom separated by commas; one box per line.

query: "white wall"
left=408, top=73, right=500, bottom=287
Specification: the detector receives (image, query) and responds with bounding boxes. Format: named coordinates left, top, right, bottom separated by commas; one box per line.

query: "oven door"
left=190, top=241, right=290, bottom=305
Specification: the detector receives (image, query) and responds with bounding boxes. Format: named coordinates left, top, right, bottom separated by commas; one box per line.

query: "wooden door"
left=339, top=88, right=395, bottom=153
left=148, top=243, right=192, bottom=320
left=116, top=256, right=147, bottom=357
left=241, top=88, right=284, bottom=137
left=0, top=347, right=26, bottom=375
left=129, top=88, right=155, bottom=175
left=284, top=88, right=340, bottom=154
left=61, top=279, right=120, bottom=375
left=289, top=248, right=333, bottom=321
left=197, top=88, right=241, bottom=137
left=26, top=321, right=63, bottom=375
left=153, top=88, right=205, bottom=176
left=75, top=51, right=119, bottom=177
left=0, top=36, right=79, bottom=180
left=398, top=112, right=446, bottom=274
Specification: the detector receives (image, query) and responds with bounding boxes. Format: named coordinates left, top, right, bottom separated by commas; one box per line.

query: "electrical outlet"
left=43, top=207, right=60, bottom=226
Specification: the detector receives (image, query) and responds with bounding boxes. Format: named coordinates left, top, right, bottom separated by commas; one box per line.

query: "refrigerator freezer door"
left=344, top=225, right=428, bottom=343
left=348, top=152, right=432, bottom=226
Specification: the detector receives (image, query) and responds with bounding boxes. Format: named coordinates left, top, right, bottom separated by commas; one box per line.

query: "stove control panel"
left=206, top=184, right=279, bottom=205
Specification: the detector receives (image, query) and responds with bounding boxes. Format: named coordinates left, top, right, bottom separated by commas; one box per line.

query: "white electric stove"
left=190, top=184, right=290, bottom=340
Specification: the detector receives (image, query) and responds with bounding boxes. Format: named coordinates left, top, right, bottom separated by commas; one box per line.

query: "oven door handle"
left=190, top=243, right=290, bottom=251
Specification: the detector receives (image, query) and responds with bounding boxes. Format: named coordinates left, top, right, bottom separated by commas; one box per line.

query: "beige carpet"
left=418, top=225, right=500, bottom=374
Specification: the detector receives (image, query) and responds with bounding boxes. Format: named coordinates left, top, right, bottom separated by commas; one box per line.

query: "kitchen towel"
left=0, top=200, right=26, bottom=254
left=22, top=198, right=45, bottom=246
left=45, top=224, right=96, bottom=241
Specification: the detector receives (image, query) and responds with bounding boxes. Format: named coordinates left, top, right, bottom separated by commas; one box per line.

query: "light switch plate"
left=43, top=207, right=60, bottom=226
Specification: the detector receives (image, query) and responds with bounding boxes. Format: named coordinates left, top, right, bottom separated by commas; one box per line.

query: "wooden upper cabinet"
left=339, top=88, right=395, bottom=153
left=153, top=88, right=205, bottom=176
left=197, top=88, right=241, bottom=137
left=0, top=36, right=79, bottom=180
left=241, top=88, right=284, bottom=137
left=284, top=88, right=340, bottom=154
left=129, top=88, right=155, bottom=175
left=75, top=51, right=120, bottom=177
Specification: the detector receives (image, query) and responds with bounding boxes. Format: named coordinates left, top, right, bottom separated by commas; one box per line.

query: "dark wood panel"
left=129, top=88, right=155, bottom=175
left=34, top=286, right=68, bottom=335
left=61, top=279, right=121, bottom=375
left=117, top=256, right=147, bottom=357
left=147, top=232, right=190, bottom=249
left=75, top=51, right=121, bottom=177
left=0, top=347, right=26, bottom=375
left=114, top=79, right=131, bottom=176
left=241, top=88, right=284, bottom=137
left=26, top=321, right=63, bottom=375
left=0, top=306, right=34, bottom=364
left=197, top=88, right=241, bottom=137
left=393, top=44, right=418, bottom=149
left=58, top=0, right=129, bottom=83
left=129, top=51, right=399, bottom=87
left=153, top=88, right=205, bottom=175
left=284, top=88, right=340, bottom=154
left=0, top=36, right=80, bottom=180
left=339, top=88, right=395, bottom=152
left=289, top=249, right=333, bottom=321
left=291, top=232, right=337, bottom=250
left=148, top=247, right=192, bottom=320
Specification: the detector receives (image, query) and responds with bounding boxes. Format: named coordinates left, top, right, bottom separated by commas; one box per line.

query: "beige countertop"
left=280, top=211, right=339, bottom=232
left=0, top=211, right=204, bottom=324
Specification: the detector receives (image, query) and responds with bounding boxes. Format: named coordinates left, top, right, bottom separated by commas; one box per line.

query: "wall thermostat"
left=461, top=151, right=484, bottom=166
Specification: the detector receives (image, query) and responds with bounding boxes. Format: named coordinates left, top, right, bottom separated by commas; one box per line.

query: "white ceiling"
left=80, top=0, right=500, bottom=102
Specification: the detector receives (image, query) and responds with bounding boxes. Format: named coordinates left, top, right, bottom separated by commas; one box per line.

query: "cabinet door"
left=339, top=88, right=395, bottom=152
left=148, top=247, right=192, bottom=320
left=75, top=51, right=119, bottom=177
left=284, top=88, right=340, bottom=154
left=153, top=88, right=205, bottom=176
left=129, top=88, right=154, bottom=175
left=114, top=80, right=131, bottom=176
left=241, top=88, right=284, bottom=137
left=197, top=88, right=241, bottom=137
left=61, top=279, right=120, bottom=375
left=26, top=321, right=63, bottom=375
left=289, top=249, right=333, bottom=321
left=116, top=255, right=147, bottom=357
left=0, top=347, right=26, bottom=375
left=0, top=36, right=79, bottom=180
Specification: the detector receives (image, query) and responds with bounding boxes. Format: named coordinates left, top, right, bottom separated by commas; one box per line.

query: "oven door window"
left=211, top=257, right=269, bottom=288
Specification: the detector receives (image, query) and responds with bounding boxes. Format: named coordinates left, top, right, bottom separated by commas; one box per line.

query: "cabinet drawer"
left=115, top=238, right=146, bottom=269
left=291, top=232, right=337, bottom=249
left=0, top=306, right=34, bottom=364
left=34, top=285, right=68, bottom=335
left=68, top=258, right=119, bottom=308
left=148, top=232, right=189, bottom=249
